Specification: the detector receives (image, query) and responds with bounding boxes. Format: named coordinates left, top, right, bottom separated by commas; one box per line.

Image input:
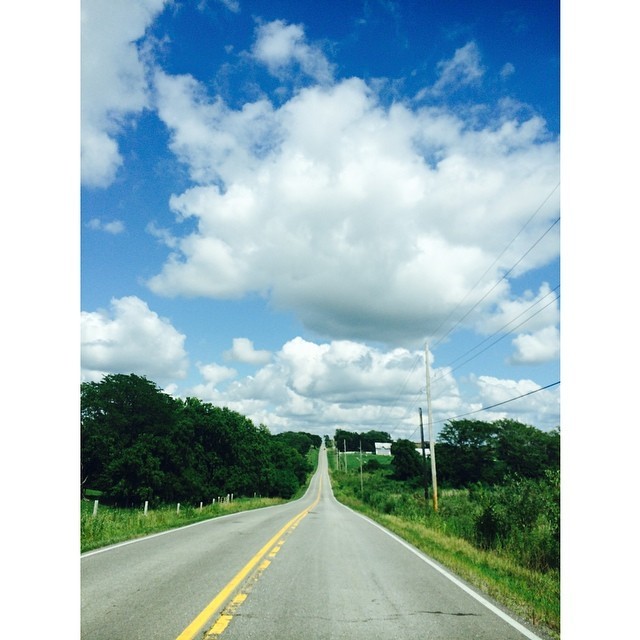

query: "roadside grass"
left=81, top=496, right=287, bottom=553
left=329, top=453, right=559, bottom=640
left=82, top=447, right=320, bottom=554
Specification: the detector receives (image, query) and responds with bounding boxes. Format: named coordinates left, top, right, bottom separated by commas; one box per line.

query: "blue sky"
left=80, top=0, right=561, bottom=439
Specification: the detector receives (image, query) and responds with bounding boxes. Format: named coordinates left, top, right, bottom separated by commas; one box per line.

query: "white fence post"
left=93, top=500, right=99, bottom=516
left=199, top=501, right=203, bottom=511
left=144, top=501, right=148, bottom=516
left=177, top=502, right=180, bottom=514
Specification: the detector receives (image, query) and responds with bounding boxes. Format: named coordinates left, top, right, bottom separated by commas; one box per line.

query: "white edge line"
left=339, top=502, right=546, bottom=640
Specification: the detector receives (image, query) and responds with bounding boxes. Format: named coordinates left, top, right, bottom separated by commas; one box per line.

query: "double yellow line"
left=176, top=477, right=322, bottom=640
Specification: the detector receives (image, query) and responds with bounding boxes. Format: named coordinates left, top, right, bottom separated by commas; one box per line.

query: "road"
left=81, top=447, right=550, bottom=639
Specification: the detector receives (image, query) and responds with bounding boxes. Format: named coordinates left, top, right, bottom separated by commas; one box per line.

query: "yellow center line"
left=175, top=476, right=322, bottom=640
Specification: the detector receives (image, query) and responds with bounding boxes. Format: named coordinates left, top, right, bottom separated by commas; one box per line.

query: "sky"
left=79, top=0, right=563, bottom=441
left=6, top=5, right=640, bottom=631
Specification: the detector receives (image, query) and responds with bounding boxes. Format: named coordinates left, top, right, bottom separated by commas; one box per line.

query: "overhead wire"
left=431, top=214, right=560, bottom=352
left=430, top=182, right=560, bottom=350
left=429, top=380, right=560, bottom=426
left=431, top=285, right=560, bottom=384
left=384, top=184, right=560, bottom=441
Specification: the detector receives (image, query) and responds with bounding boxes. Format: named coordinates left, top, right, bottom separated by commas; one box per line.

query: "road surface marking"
left=175, top=477, right=322, bottom=640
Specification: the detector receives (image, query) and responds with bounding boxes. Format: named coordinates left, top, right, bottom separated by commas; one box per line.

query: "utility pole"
left=425, top=343, right=439, bottom=512
left=419, top=408, right=429, bottom=506
left=344, top=439, right=347, bottom=473
left=359, top=439, right=364, bottom=494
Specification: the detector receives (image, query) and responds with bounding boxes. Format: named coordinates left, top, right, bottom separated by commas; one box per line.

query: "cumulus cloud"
left=81, top=296, right=188, bottom=384
left=509, top=326, right=560, bottom=364
left=251, top=19, right=334, bottom=84
left=477, top=283, right=559, bottom=335
left=185, top=337, right=464, bottom=437
left=224, top=337, right=272, bottom=365
left=469, top=374, right=560, bottom=426
left=148, top=63, right=559, bottom=345
left=81, top=0, right=168, bottom=187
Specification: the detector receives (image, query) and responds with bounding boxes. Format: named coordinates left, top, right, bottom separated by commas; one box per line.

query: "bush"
left=470, top=471, right=559, bottom=571
left=364, top=458, right=381, bottom=472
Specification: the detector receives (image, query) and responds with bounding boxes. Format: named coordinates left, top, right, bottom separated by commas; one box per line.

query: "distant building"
left=375, top=442, right=392, bottom=456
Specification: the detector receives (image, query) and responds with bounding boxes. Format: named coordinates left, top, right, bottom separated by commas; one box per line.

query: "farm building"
left=375, top=442, right=392, bottom=456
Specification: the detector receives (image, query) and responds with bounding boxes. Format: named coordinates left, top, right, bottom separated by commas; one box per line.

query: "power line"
left=431, top=215, right=559, bottom=351
left=430, top=183, right=560, bottom=349
left=432, top=285, right=560, bottom=383
left=431, top=380, right=560, bottom=426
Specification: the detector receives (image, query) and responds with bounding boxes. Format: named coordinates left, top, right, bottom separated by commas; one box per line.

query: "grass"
left=81, top=496, right=288, bottom=553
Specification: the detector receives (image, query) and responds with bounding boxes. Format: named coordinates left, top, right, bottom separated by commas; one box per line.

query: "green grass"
left=81, top=496, right=288, bottom=553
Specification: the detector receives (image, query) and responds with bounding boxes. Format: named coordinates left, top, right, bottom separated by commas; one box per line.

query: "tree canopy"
left=334, top=429, right=392, bottom=453
left=81, top=374, right=316, bottom=505
left=436, top=418, right=560, bottom=487
left=390, top=439, right=424, bottom=481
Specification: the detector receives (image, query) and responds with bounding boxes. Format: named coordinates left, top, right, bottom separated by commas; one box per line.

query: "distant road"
left=81, top=447, right=549, bottom=639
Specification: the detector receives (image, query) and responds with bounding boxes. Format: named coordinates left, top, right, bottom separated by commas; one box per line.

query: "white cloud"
left=477, top=283, right=559, bottom=335
left=81, top=296, right=188, bottom=384
left=468, top=374, right=560, bottom=427
left=185, top=337, right=467, bottom=438
left=214, top=0, right=240, bottom=13
left=509, top=326, right=560, bottom=364
left=81, top=0, right=168, bottom=187
left=199, top=361, right=238, bottom=384
left=251, top=19, right=334, bottom=84
left=431, top=41, right=485, bottom=94
left=87, top=218, right=126, bottom=234
left=224, top=337, right=272, bottom=365
left=185, top=362, right=238, bottom=401
left=500, top=62, right=516, bottom=79
left=148, top=66, right=559, bottom=345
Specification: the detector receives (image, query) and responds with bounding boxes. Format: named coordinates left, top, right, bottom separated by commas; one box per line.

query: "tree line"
left=81, top=374, right=322, bottom=506
left=333, top=428, right=392, bottom=453
left=336, top=418, right=560, bottom=487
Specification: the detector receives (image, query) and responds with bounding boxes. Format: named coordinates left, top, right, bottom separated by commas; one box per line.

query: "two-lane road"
left=81, top=447, right=550, bottom=639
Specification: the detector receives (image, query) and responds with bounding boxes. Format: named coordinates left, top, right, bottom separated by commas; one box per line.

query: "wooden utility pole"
left=418, top=408, right=429, bottom=506
left=425, top=343, right=439, bottom=512
left=359, top=440, right=364, bottom=494
left=344, top=439, right=347, bottom=473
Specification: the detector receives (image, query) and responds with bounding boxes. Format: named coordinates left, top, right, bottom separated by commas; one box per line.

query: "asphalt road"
left=81, top=447, right=550, bottom=640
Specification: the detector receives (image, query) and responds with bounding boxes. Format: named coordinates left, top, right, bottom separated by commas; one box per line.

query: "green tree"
left=493, top=419, right=560, bottom=479
left=275, top=431, right=320, bottom=456
left=81, top=374, right=316, bottom=504
left=390, top=439, right=422, bottom=481
left=81, top=374, right=179, bottom=502
left=436, top=419, right=499, bottom=487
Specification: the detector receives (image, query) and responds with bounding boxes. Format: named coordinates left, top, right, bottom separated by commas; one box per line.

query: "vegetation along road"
left=81, top=446, right=551, bottom=640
